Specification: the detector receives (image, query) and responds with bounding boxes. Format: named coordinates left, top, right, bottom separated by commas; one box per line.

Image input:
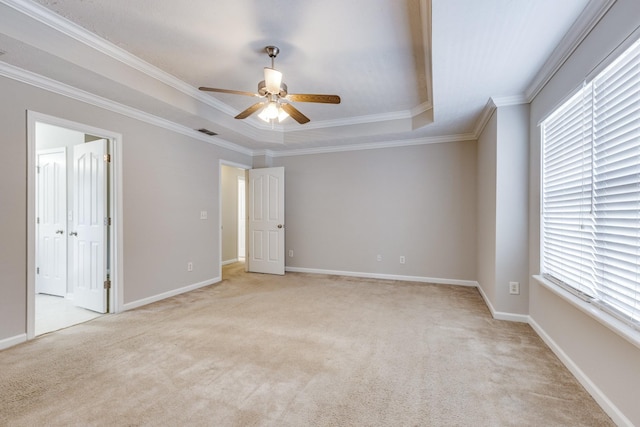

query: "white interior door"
left=36, top=149, right=67, bottom=296
left=248, top=167, right=285, bottom=275
left=72, top=139, right=108, bottom=313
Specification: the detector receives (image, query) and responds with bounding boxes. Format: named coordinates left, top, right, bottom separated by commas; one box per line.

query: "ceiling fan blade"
left=281, top=103, right=310, bottom=124
left=235, top=102, right=265, bottom=119
left=199, top=87, right=259, bottom=97
left=286, top=94, right=341, bottom=104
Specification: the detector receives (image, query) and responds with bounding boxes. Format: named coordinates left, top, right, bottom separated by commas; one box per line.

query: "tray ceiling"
left=0, top=0, right=607, bottom=154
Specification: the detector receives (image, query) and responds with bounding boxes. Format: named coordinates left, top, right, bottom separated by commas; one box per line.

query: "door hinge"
left=108, top=217, right=112, bottom=226
left=36, top=267, right=40, bottom=275
left=104, top=154, right=111, bottom=163
left=36, top=217, right=40, bottom=224
left=36, top=166, right=40, bottom=174
left=104, top=280, right=111, bottom=289
left=104, top=217, right=112, bottom=226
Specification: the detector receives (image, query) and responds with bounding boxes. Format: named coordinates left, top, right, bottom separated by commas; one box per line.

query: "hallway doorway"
left=220, top=162, right=250, bottom=271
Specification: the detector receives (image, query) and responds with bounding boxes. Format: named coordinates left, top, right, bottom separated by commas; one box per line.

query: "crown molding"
left=2, top=0, right=194, bottom=96
left=265, top=133, right=475, bottom=158
left=1, top=0, right=263, bottom=136
left=472, top=98, right=497, bottom=138
left=0, top=61, right=253, bottom=156
left=410, top=100, right=433, bottom=116
left=472, top=94, right=532, bottom=138
left=420, top=0, right=434, bottom=117
left=2, top=60, right=473, bottom=159
left=524, top=0, right=617, bottom=101
left=245, top=110, right=407, bottom=133
left=491, top=94, right=528, bottom=107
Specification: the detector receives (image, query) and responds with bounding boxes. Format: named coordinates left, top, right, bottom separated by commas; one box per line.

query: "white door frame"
left=218, top=159, right=251, bottom=279
left=27, top=111, right=124, bottom=339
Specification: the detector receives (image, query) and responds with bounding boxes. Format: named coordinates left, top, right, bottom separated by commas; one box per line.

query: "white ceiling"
left=0, top=0, right=608, bottom=154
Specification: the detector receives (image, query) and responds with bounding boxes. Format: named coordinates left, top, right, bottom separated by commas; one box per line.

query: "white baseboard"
left=286, top=266, right=532, bottom=323
left=492, top=311, right=529, bottom=323
left=286, top=267, right=531, bottom=323
left=122, top=277, right=221, bottom=311
left=528, top=317, right=633, bottom=427
left=222, top=258, right=238, bottom=266
left=0, top=333, right=27, bottom=351
left=475, top=284, right=529, bottom=323
left=285, top=266, right=479, bottom=287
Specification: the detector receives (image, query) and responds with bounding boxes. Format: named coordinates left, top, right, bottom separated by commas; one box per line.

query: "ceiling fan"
left=199, top=46, right=341, bottom=124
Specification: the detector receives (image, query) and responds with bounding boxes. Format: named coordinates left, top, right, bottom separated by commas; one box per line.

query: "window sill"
left=533, top=275, right=640, bottom=350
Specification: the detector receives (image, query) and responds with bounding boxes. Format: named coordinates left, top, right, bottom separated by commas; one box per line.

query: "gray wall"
left=0, top=77, right=29, bottom=343
left=494, top=104, right=529, bottom=315
left=476, top=111, right=497, bottom=305
left=528, top=0, right=640, bottom=424
left=0, top=75, right=251, bottom=343
left=274, top=141, right=477, bottom=281
left=477, top=104, right=529, bottom=317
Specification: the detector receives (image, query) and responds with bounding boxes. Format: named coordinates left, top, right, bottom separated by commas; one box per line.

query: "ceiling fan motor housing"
left=258, top=80, right=288, bottom=97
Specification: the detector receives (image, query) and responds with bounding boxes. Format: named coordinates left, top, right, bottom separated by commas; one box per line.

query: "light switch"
left=200, top=211, right=207, bottom=220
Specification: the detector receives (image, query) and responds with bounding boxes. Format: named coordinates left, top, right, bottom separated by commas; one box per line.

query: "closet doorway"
left=28, top=113, right=122, bottom=338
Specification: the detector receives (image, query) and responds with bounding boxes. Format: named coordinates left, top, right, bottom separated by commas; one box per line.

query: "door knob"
left=69, top=231, right=78, bottom=236
left=277, top=224, right=284, bottom=229
left=56, top=230, right=64, bottom=234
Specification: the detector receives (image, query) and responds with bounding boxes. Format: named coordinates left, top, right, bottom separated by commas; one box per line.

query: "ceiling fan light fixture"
left=257, top=109, right=269, bottom=122
left=265, top=101, right=280, bottom=119
left=259, top=101, right=280, bottom=122
left=264, top=67, right=283, bottom=94
left=277, top=107, right=290, bottom=122
left=258, top=101, right=290, bottom=123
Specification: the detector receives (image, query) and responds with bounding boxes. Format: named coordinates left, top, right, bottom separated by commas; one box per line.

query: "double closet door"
left=36, top=139, right=109, bottom=313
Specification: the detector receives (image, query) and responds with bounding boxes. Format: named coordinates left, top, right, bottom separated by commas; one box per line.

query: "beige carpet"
left=1, top=263, right=613, bottom=426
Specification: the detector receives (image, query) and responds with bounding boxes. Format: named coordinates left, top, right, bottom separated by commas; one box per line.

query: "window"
left=541, top=37, right=640, bottom=330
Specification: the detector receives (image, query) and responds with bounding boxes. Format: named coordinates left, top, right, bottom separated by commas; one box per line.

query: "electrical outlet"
left=400, top=256, right=406, bottom=264
left=288, top=249, right=294, bottom=257
left=377, top=254, right=382, bottom=262
left=187, top=262, right=193, bottom=272
left=509, top=281, right=520, bottom=295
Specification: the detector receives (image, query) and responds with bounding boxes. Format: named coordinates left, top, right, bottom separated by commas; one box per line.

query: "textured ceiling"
left=0, top=0, right=600, bottom=153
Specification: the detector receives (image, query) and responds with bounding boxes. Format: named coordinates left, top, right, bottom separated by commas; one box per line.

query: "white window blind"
left=541, top=37, right=640, bottom=329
